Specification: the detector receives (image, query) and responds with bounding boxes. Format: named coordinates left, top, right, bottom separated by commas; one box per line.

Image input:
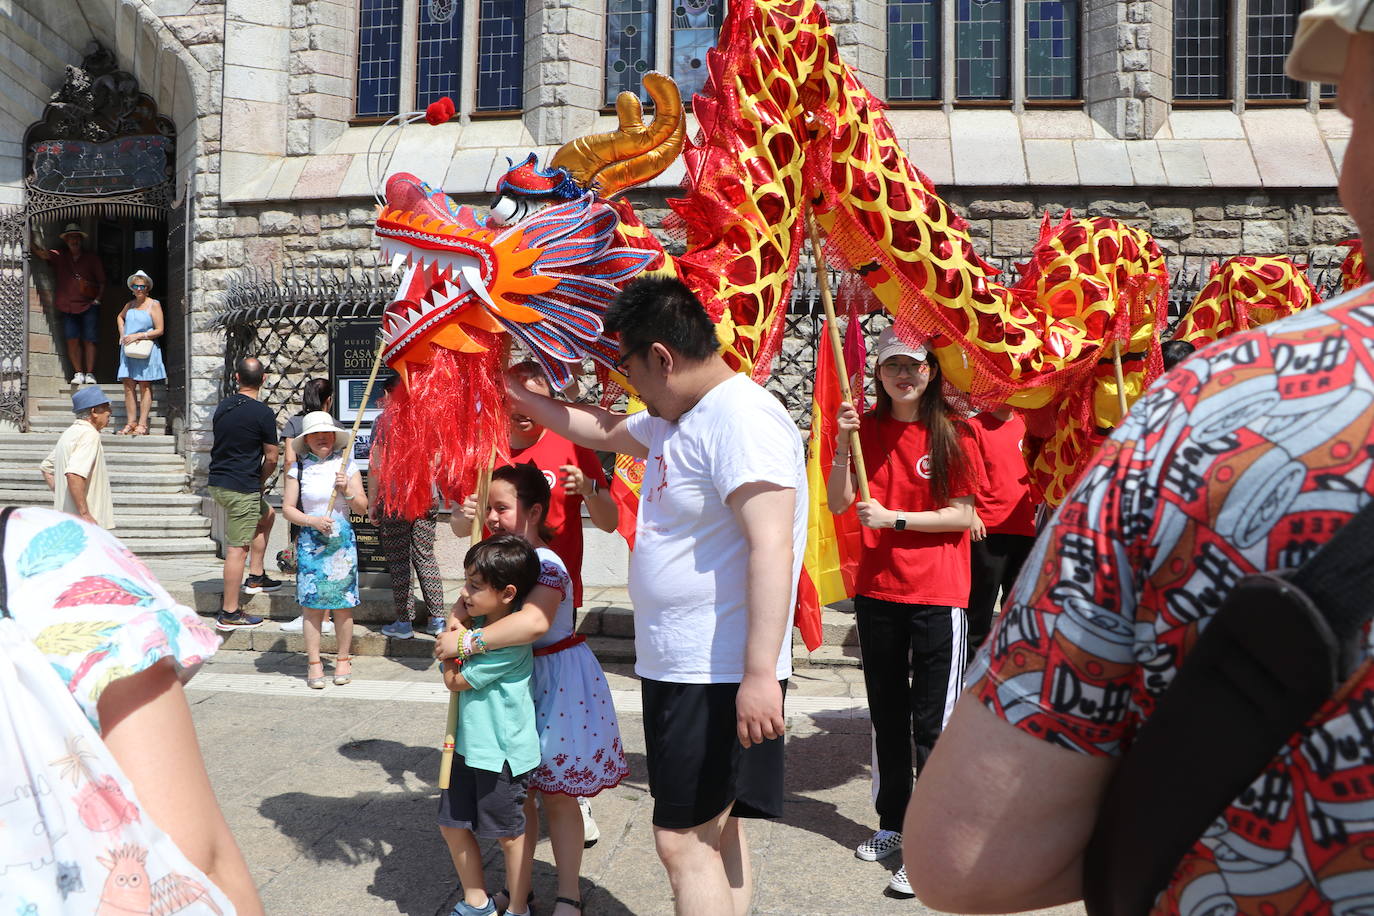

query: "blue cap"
left=71, top=386, right=110, bottom=412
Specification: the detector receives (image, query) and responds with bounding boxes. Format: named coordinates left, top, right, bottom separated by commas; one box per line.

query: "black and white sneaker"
left=243, top=573, right=282, bottom=594
left=856, top=829, right=902, bottom=861
left=887, top=865, right=914, bottom=897
left=215, top=610, right=264, bottom=631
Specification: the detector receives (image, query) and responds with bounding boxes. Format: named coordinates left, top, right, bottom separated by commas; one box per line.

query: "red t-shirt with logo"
left=510, top=429, right=609, bottom=608
left=970, top=411, right=1037, bottom=537
left=855, top=413, right=981, bottom=608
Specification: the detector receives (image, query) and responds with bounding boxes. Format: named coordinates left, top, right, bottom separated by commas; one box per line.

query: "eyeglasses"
left=131, top=285, right=149, bottom=290
left=880, top=361, right=932, bottom=378
left=614, top=344, right=649, bottom=376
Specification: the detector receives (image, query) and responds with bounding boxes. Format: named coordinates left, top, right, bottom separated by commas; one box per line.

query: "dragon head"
left=375, top=72, right=686, bottom=391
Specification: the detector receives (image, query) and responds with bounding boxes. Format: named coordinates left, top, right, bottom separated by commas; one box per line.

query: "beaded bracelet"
left=470, top=629, right=487, bottom=655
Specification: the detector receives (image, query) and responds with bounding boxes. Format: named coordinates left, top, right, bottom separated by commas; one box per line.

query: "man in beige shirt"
left=41, top=386, right=115, bottom=528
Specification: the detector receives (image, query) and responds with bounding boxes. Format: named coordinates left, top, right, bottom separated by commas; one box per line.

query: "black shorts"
left=641, top=678, right=787, bottom=830
left=436, top=757, right=531, bottom=839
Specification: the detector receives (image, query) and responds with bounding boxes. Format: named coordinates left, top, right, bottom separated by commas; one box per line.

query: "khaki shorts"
left=209, top=486, right=270, bottom=547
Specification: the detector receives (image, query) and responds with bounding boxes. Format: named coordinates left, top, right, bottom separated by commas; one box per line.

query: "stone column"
left=1083, top=0, right=1169, bottom=140
left=220, top=0, right=291, bottom=198
left=524, top=0, right=601, bottom=147
left=825, top=0, right=886, bottom=98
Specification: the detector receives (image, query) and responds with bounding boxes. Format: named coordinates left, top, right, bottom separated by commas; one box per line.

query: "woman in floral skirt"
left=281, top=411, right=368, bottom=689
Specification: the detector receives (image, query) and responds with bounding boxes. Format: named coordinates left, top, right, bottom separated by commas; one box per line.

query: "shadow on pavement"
left=260, top=738, right=638, bottom=915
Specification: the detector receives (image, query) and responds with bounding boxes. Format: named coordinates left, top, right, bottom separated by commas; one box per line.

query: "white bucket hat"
left=126, top=270, right=154, bottom=291
left=1286, top=0, right=1374, bottom=84
left=875, top=326, right=930, bottom=365
left=292, top=410, right=349, bottom=455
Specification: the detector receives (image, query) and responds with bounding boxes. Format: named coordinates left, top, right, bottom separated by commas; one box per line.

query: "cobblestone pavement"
left=189, top=651, right=1084, bottom=916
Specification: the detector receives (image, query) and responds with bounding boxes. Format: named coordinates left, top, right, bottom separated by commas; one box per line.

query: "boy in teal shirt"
left=438, top=535, right=541, bottom=916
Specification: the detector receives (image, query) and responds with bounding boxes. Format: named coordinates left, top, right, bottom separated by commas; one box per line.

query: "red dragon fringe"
left=374, top=341, right=511, bottom=521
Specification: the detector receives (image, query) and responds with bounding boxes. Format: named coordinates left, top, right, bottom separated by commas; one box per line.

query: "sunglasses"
left=131, top=285, right=149, bottom=290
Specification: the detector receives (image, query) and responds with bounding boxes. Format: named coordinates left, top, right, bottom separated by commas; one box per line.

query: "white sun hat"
left=292, top=410, right=349, bottom=455
left=1286, top=0, right=1374, bottom=84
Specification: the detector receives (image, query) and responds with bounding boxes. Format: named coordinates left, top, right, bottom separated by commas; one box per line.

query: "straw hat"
left=126, top=270, right=154, bottom=291
left=60, top=222, right=86, bottom=239
left=292, top=410, right=349, bottom=455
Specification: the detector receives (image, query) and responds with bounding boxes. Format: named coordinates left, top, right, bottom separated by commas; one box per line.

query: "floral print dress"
left=0, top=506, right=234, bottom=914
left=289, top=452, right=360, bottom=610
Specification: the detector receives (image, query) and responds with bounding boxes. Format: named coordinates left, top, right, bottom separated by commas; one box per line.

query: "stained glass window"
left=672, top=0, right=724, bottom=102
left=1025, top=1, right=1077, bottom=100
left=1246, top=0, right=1302, bottom=100
left=888, top=0, right=939, bottom=101
left=357, top=0, right=404, bottom=117
left=1174, top=0, right=1228, bottom=101
left=417, top=0, right=462, bottom=110
left=476, top=0, right=524, bottom=111
left=606, top=0, right=656, bottom=104
left=956, top=0, right=1009, bottom=100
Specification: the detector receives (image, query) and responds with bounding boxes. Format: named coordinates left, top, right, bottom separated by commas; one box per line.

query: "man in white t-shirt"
left=506, top=276, right=807, bottom=916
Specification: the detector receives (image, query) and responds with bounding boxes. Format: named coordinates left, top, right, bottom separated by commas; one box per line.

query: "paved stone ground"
left=188, top=651, right=1085, bottom=916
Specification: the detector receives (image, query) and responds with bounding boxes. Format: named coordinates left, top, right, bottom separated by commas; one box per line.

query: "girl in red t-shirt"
left=827, top=327, right=978, bottom=898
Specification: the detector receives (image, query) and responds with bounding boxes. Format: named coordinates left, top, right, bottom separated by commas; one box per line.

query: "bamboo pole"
left=328, top=337, right=386, bottom=516
left=807, top=215, right=871, bottom=502
left=439, top=450, right=496, bottom=790
left=1112, top=342, right=1129, bottom=422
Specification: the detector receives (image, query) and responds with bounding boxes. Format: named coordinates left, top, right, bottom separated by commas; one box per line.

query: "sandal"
left=133, top=423, right=148, bottom=436
left=115, top=423, right=136, bottom=436
left=306, top=658, right=326, bottom=690
left=553, top=898, right=583, bottom=914
left=333, top=654, right=353, bottom=686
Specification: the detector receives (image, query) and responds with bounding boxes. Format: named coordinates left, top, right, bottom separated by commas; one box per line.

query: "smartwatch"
left=894, top=513, right=907, bottom=531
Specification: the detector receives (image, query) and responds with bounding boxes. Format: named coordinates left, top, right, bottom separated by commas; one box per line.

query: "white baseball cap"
left=1286, top=0, right=1374, bottom=84
left=875, top=326, right=929, bottom=365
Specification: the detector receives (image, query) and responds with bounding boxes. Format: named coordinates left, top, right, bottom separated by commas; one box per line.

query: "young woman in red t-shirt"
left=827, top=327, right=978, bottom=898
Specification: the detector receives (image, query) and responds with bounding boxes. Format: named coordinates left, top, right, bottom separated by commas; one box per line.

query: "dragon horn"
left=549, top=72, right=685, bottom=198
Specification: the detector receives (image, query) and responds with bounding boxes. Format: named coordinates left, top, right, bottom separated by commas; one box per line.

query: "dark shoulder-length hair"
left=873, top=356, right=972, bottom=507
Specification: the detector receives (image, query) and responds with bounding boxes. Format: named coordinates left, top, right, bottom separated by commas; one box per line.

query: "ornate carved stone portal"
left=24, top=41, right=176, bottom=197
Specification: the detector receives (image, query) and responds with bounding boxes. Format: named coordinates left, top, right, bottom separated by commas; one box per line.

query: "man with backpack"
left=903, top=4, right=1374, bottom=913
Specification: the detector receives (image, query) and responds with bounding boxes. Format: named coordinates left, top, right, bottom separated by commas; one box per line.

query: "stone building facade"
left=0, top=0, right=1356, bottom=484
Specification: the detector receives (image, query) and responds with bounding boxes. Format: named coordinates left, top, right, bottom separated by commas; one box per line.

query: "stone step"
left=27, top=416, right=169, bottom=433
left=0, top=491, right=204, bottom=512
left=2, top=470, right=188, bottom=491
left=115, top=536, right=220, bottom=557
left=0, top=432, right=177, bottom=449
left=0, top=451, right=184, bottom=470
left=33, top=396, right=167, bottom=412
left=112, top=514, right=212, bottom=532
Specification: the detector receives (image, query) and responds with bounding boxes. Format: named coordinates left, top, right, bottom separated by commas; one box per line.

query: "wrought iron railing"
left=217, top=253, right=1357, bottom=435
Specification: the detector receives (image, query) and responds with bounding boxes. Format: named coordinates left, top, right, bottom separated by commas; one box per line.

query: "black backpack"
left=1083, top=499, right=1374, bottom=916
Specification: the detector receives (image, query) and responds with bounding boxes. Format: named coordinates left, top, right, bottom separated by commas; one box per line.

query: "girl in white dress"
left=476, top=462, right=627, bottom=916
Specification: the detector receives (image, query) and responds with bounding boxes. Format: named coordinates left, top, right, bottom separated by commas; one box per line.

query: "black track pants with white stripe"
left=854, top=595, right=967, bottom=833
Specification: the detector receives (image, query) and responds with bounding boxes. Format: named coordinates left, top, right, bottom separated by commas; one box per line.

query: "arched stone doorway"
left=5, top=39, right=191, bottom=434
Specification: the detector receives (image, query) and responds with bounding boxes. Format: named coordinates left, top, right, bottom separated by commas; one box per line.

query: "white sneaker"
left=856, top=829, right=902, bottom=861
left=888, top=865, right=914, bottom=897
left=579, top=796, right=600, bottom=848
left=69, top=374, right=82, bottom=386
left=83, top=373, right=97, bottom=384
left=279, top=616, right=334, bottom=634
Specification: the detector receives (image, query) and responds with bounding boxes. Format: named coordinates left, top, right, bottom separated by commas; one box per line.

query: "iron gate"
left=0, top=205, right=27, bottom=430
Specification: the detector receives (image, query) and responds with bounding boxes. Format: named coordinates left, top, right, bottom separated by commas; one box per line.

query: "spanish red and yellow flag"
left=794, top=316, right=864, bottom=651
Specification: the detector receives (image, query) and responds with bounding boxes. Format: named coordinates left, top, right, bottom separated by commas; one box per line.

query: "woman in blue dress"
left=115, top=269, right=166, bottom=436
